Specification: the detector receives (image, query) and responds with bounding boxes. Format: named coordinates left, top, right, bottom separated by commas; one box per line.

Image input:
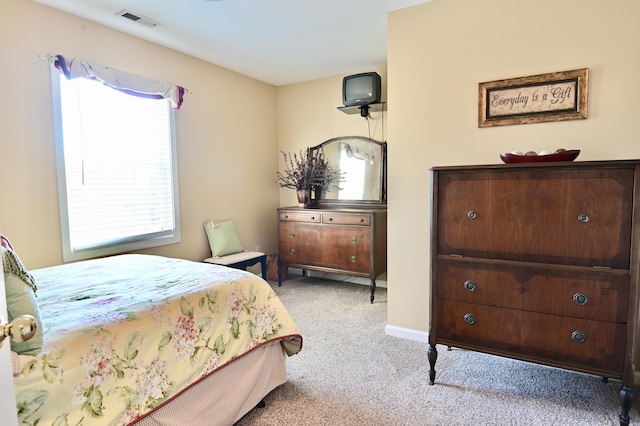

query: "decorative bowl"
left=500, top=150, right=580, bottom=164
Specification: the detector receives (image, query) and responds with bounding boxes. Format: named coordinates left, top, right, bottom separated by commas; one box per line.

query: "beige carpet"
left=235, top=276, right=639, bottom=426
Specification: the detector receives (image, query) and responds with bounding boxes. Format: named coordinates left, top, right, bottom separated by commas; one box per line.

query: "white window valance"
left=53, top=55, right=186, bottom=110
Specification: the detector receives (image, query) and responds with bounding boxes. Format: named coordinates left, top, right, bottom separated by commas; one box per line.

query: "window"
left=50, top=67, right=181, bottom=262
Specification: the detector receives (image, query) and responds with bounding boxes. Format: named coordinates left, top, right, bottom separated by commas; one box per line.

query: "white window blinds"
left=51, top=67, right=181, bottom=261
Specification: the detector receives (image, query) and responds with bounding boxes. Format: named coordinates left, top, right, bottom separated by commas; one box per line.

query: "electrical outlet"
left=255, top=245, right=261, bottom=252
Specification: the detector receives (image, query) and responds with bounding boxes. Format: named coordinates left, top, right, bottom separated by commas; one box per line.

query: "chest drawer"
left=436, top=260, right=629, bottom=322
left=436, top=300, right=626, bottom=376
left=436, top=167, right=634, bottom=268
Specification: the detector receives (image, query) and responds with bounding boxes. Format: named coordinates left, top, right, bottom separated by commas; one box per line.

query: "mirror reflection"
left=310, top=136, right=386, bottom=206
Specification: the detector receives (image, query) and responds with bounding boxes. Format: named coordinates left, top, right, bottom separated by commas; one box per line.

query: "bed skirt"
left=133, top=340, right=288, bottom=425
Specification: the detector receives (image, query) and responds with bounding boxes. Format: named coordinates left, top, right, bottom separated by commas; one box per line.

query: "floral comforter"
left=13, top=254, right=302, bottom=425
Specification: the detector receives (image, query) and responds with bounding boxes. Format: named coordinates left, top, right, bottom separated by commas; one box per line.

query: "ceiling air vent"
left=116, top=10, right=161, bottom=28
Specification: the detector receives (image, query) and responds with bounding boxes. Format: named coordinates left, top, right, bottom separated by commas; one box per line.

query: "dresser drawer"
left=279, top=211, right=321, bottom=223
left=322, top=212, right=371, bottom=226
left=436, top=300, right=625, bottom=376
left=436, top=260, right=629, bottom=322
left=436, top=167, right=634, bottom=268
left=279, top=242, right=371, bottom=273
left=279, top=223, right=371, bottom=250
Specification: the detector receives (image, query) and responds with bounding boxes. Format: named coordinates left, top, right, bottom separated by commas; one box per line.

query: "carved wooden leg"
left=370, top=279, right=376, bottom=303
left=428, top=344, right=438, bottom=385
left=619, top=384, right=633, bottom=426
left=277, top=262, right=282, bottom=287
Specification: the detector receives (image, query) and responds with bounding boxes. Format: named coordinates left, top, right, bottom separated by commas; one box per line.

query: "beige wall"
left=0, top=1, right=279, bottom=269
left=386, top=0, right=640, bottom=336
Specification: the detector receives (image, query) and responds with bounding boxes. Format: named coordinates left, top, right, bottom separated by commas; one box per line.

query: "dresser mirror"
left=310, top=136, right=387, bottom=207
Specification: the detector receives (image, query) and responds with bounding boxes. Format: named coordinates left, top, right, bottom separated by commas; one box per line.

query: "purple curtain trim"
left=54, top=55, right=70, bottom=79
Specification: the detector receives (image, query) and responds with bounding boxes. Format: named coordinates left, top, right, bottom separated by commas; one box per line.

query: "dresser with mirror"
left=277, top=136, right=387, bottom=302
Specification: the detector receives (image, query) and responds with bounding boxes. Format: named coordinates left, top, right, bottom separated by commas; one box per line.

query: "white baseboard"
left=385, top=325, right=429, bottom=343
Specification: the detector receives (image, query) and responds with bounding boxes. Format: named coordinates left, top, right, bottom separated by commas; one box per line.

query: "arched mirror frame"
left=311, top=136, right=387, bottom=208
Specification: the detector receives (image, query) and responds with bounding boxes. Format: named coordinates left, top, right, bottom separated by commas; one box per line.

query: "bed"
left=6, top=251, right=302, bottom=425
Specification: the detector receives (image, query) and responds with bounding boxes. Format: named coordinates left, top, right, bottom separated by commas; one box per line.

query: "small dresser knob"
left=463, top=280, right=476, bottom=292
left=573, top=292, right=588, bottom=305
left=571, top=330, right=587, bottom=343
left=463, top=313, right=476, bottom=325
left=351, top=256, right=357, bottom=262
left=577, top=213, right=590, bottom=223
left=351, top=237, right=357, bottom=243
left=311, top=216, right=316, bottom=220
left=289, top=249, right=296, bottom=255
left=289, top=232, right=295, bottom=238
left=328, top=217, right=333, bottom=221
left=467, top=210, right=477, bottom=220
left=359, top=218, right=364, bottom=223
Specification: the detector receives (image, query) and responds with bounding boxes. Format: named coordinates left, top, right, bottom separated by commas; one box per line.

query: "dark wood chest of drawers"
left=429, top=160, right=640, bottom=425
left=277, top=207, right=387, bottom=302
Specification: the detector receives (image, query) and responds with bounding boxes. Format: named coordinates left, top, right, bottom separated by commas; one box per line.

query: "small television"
left=342, top=72, right=381, bottom=107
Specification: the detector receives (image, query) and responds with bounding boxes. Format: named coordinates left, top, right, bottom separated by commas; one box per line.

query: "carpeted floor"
left=235, top=276, right=639, bottom=425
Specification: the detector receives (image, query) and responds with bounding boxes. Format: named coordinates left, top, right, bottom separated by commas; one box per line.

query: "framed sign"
left=478, top=68, right=588, bottom=128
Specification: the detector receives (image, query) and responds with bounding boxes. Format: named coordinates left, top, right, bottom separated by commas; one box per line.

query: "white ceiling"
left=34, top=0, right=430, bottom=86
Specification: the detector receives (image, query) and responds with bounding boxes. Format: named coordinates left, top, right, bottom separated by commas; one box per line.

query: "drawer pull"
left=311, top=216, right=316, bottom=220
left=289, top=249, right=296, bottom=255
left=463, top=280, right=476, bottom=292
left=571, top=330, right=587, bottom=343
left=359, top=218, right=365, bottom=223
left=284, top=215, right=289, bottom=219
left=351, top=256, right=357, bottom=262
left=573, top=292, right=589, bottom=305
left=289, top=232, right=296, bottom=239
left=577, top=213, right=590, bottom=223
left=351, top=237, right=357, bottom=243
left=463, top=313, right=476, bottom=325
left=467, top=210, right=477, bottom=220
